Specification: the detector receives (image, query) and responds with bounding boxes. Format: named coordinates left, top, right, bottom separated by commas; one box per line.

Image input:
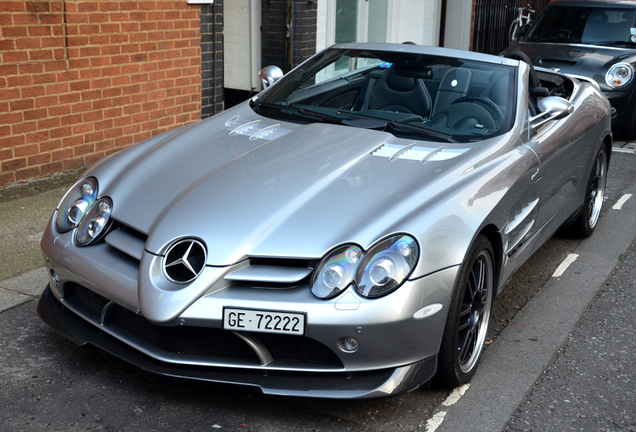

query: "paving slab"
left=0, top=288, right=32, bottom=313
left=0, top=267, right=48, bottom=298
left=0, top=186, right=71, bottom=281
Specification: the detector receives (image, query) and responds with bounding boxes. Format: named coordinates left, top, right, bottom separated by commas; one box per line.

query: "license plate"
left=223, top=308, right=306, bottom=336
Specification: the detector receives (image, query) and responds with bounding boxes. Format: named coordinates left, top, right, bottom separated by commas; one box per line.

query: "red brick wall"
left=0, top=1, right=202, bottom=189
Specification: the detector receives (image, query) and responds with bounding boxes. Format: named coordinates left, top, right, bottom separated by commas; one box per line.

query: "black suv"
left=503, top=0, right=636, bottom=137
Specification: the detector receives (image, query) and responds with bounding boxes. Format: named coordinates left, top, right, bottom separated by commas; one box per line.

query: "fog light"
left=610, top=106, right=617, bottom=117
left=338, top=337, right=359, bottom=353
left=49, top=269, right=60, bottom=284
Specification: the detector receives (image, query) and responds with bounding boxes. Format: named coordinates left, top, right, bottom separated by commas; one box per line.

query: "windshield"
left=253, top=48, right=516, bottom=142
left=525, top=5, right=636, bottom=46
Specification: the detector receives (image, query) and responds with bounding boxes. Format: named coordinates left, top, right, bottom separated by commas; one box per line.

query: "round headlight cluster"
left=311, top=235, right=419, bottom=300
left=76, top=198, right=113, bottom=245
left=311, top=245, right=362, bottom=299
left=55, top=177, right=98, bottom=232
left=55, top=177, right=113, bottom=246
left=605, top=62, right=634, bottom=88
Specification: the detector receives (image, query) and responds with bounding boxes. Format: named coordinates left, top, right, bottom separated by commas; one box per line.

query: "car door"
left=520, top=80, right=598, bottom=247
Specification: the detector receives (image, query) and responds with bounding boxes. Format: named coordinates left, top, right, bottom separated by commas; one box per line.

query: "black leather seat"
left=503, top=51, right=549, bottom=105
left=482, top=72, right=509, bottom=108
left=431, top=67, right=472, bottom=118
left=364, top=68, right=432, bottom=118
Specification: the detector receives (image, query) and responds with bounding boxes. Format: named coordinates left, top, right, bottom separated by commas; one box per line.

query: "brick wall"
left=261, top=0, right=287, bottom=71
left=290, top=0, right=316, bottom=69
left=261, top=0, right=316, bottom=72
left=0, top=0, right=203, bottom=190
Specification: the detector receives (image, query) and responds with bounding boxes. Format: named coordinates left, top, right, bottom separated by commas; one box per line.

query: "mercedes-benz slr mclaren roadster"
left=38, top=43, right=611, bottom=399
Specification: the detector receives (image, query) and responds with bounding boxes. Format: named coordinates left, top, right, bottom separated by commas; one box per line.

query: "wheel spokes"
left=457, top=252, right=493, bottom=374
left=587, top=150, right=606, bottom=228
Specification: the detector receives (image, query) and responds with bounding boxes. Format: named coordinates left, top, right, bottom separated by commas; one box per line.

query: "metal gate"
left=472, top=0, right=551, bottom=55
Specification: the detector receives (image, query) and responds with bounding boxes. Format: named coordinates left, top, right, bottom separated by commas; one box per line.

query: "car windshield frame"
left=525, top=4, right=636, bottom=46
left=253, top=48, right=517, bottom=143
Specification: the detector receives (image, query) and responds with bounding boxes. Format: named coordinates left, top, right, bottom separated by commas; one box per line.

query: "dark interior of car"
left=281, top=64, right=513, bottom=139
left=258, top=49, right=575, bottom=142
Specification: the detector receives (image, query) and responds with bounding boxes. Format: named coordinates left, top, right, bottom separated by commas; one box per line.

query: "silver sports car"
left=38, top=43, right=611, bottom=399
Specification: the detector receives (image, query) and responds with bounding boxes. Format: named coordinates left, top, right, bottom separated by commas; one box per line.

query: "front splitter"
left=37, top=285, right=437, bottom=399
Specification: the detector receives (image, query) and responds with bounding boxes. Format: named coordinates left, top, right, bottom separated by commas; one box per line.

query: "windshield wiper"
left=255, top=103, right=346, bottom=125
left=256, top=103, right=455, bottom=142
left=337, top=110, right=456, bottom=143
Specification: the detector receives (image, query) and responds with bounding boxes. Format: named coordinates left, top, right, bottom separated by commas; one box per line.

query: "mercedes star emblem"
left=163, top=239, right=207, bottom=284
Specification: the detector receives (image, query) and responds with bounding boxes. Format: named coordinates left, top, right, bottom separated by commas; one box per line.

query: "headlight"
left=76, top=198, right=113, bottom=246
left=311, top=245, right=362, bottom=299
left=311, top=235, right=419, bottom=300
left=55, top=177, right=98, bottom=232
left=354, top=235, right=419, bottom=298
left=605, top=62, right=634, bottom=88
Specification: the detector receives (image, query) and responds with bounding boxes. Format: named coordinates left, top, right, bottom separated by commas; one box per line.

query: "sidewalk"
left=0, top=184, right=71, bottom=313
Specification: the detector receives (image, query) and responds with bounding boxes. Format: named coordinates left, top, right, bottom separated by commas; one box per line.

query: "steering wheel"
left=430, top=103, right=496, bottom=132
left=452, top=96, right=504, bottom=126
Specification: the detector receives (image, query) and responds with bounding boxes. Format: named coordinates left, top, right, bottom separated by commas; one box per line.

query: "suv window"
left=526, top=5, right=636, bottom=46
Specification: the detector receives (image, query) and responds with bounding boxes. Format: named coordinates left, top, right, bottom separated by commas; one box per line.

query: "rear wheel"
left=564, top=146, right=608, bottom=237
left=436, top=235, right=494, bottom=387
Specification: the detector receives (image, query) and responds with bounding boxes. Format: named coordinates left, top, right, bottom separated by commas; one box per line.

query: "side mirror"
left=530, top=96, right=574, bottom=130
left=259, top=66, right=284, bottom=90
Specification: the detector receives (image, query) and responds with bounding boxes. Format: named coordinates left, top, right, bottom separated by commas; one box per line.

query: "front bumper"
left=38, top=285, right=437, bottom=399
left=40, top=212, right=459, bottom=398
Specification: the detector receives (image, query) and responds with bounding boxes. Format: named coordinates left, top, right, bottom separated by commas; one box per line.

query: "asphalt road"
left=505, top=241, right=636, bottom=432
left=0, top=142, right=635, bottom=431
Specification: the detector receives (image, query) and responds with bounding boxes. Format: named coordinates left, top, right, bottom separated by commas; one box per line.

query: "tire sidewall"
left=573, top=145, right=607, bottom=237
left=436, top=234, right=495, bottom=386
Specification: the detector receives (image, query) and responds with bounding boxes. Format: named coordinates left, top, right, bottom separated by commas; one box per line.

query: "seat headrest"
left=439, top=68, right=472, bottom=93
left=504, top=51, right=541, bottom=89
left=386, top=71, right=416, bottom=92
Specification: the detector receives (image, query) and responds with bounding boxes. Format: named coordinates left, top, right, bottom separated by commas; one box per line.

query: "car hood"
left=506, top=42, right=635, bottom=87
left=94, top=104, right=484, bottom=266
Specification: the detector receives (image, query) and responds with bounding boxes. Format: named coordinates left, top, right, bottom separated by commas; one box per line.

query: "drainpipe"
left=286, top=0, right=293, bottom=71
left=439, top=0, right=448, bottom=47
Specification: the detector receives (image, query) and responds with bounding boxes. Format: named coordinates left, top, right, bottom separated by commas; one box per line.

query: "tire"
left=509, top=21, right=520, bottom=45
left=435, top=235, right=495, bottom=387
left=563, top=146, right=608, bottom=238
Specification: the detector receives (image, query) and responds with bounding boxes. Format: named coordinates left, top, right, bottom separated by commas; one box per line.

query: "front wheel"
left=436, top=235, right=495, bottom=387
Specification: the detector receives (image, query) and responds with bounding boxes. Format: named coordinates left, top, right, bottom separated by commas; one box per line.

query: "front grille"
left=110, top=306, right=260, bottom=361
left=257, top=333, right=342, bottom=366
left=65, top=283, right=111, bottom=316
left=64, top=283, right=343, bottom=369
left=111, top=219, right=148, bottom=242
left=250, top=257, right=319, bottom=268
